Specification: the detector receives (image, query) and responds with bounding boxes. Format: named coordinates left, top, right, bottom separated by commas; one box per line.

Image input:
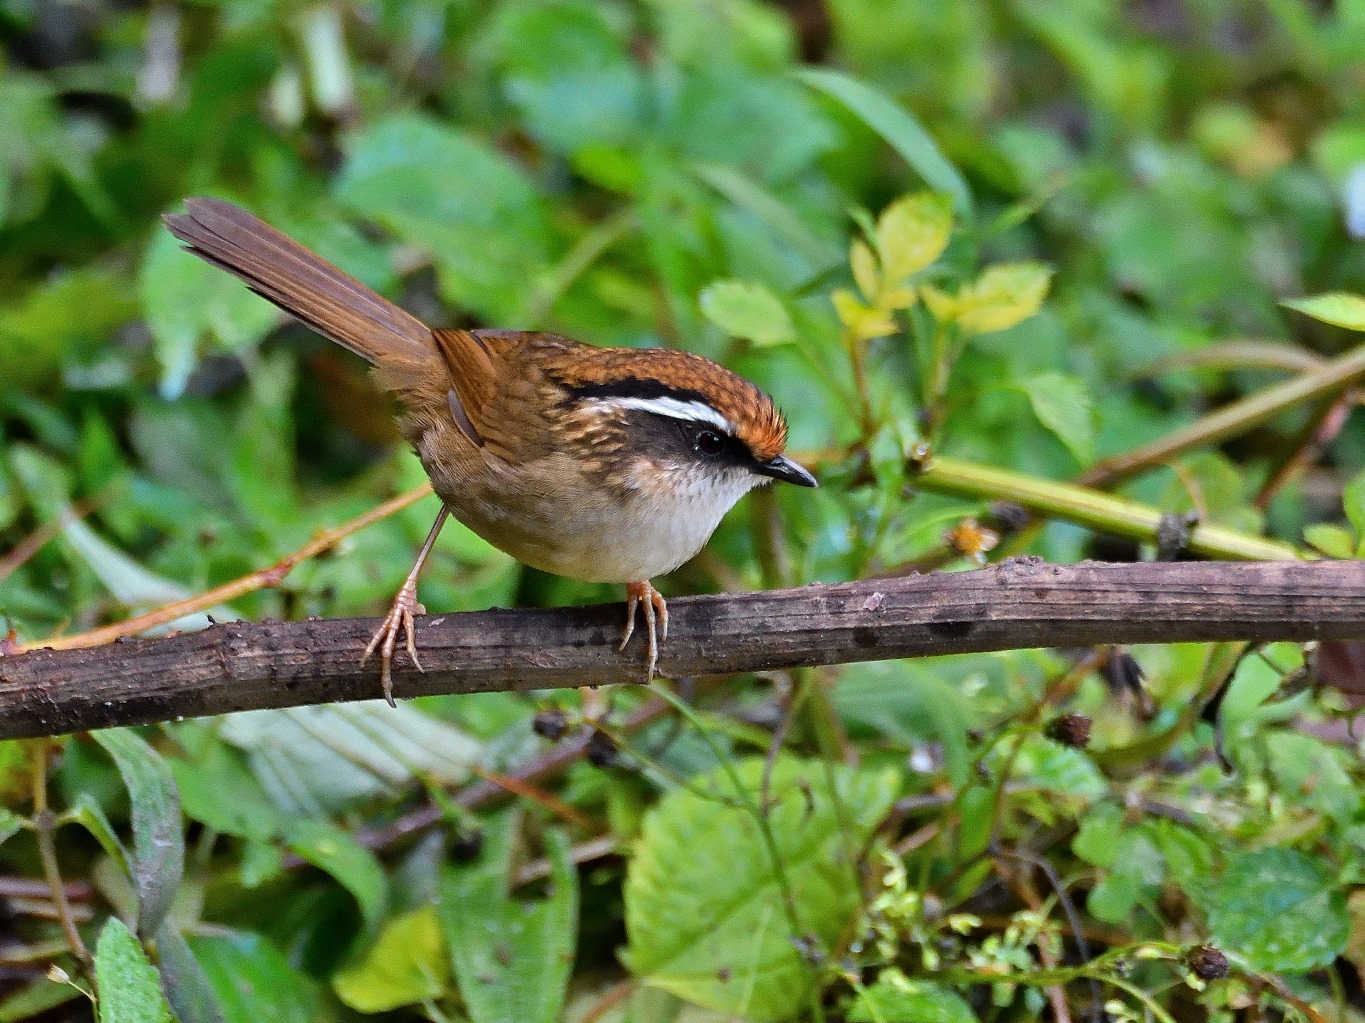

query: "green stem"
left=911, top=452, right=1305, bottom=561
left=1082, top=340, right=1365, bottom=489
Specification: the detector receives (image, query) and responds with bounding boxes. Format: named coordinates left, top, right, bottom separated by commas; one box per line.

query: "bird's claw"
left=361, top=581, right=426, bottom=707
left=620, top=581, right=669, bottom=681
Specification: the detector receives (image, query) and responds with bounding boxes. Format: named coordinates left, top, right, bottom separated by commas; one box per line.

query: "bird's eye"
left=695, top=430, right=726, bottom=455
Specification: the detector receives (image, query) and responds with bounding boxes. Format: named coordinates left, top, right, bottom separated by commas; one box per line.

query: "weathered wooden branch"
left=2, top=559, right=1362, bottom=740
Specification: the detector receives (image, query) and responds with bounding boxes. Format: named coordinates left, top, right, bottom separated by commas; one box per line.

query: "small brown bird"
left=164, top=198, right=816, bottom=703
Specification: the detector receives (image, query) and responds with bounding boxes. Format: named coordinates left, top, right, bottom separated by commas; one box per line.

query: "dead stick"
left=1, top=559, right=1362, bottom=741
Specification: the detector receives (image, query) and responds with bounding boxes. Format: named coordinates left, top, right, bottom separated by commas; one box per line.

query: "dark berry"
left=450, top=827, right=485, bottom=862
left=1186, top=944, right=1229, bottom=980
left=1046, top=713, right=1093, bottom=749
left=533, top=708, right=569, bottom=740
left=586, top=730, right=620, bottom=768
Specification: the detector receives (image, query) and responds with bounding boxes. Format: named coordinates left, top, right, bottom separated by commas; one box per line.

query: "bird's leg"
left=362, top=505, right=450, bottom=707
left=619, top=580, right=669, bottom=680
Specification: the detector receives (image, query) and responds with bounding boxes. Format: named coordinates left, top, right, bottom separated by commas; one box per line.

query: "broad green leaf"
left=94, top=918, right=172, bottom=1023
left=850, top=975, right=976, bottom=1023
left=795, top=68, right=973, bottom=217
left=1265, top=732, right=1360, bottom=821
left=334, top=906, right=449, bottom=1013
left=93, top=730, right=184, bottom=938
left=153, top=924, right=226, bottom=1023
left=170, top=741, right=283, bottom=842
left=141, top=230, right=278, bottom=400
left=1282, top=292, right=1365, bottom=332
left=700, top=280, right=795, bottom=345
left=624, top=758, right=899, bottom=1022
left=189, top=932, right=326, bottom=1023
left=0, top=267, right=137, bottom=389
left=1206, top=848, right=1348, bottom=972
left=1071, top=803, right=1124, bottom=868
left=218, top=703, right=482, bottom=815
left=953, top=263, right=1052, bottom=335
left=1304, top=522, right=1356, bottom=559
left=484, top=0, right=643, bottom=155
left=669, top=67, right=836, bottom=182
left=875, top=193, right=953, bottom=283
left=336, top=114, right=551, bottom=322
left=285, top=818, right=388, bottom=934
left=1016, top=372, right=1096, bottom=464
left=441, top=809, right=577, bottom=1023
left=0, top=978, right=81, bottom=1022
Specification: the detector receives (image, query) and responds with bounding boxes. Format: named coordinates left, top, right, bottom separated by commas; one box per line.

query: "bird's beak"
left=755, top=454, right=818, bottom=488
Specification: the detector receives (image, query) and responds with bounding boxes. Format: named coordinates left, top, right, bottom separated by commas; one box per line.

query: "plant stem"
left=910, top=453, right=1304, bottom=561
left=1081, top=340, right=1365, bottom=489
left=29, top=743, right=91, bottom=972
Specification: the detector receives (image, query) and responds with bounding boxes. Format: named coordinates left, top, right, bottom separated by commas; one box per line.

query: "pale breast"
left=421, top=441, right=759, bottom=583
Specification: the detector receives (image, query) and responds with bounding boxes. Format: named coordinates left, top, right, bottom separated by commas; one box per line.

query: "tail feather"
left=163, top=197, right=433, bottom=368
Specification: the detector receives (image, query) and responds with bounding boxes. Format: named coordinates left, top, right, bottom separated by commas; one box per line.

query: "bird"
left=163, top=198, right=817, bottom=705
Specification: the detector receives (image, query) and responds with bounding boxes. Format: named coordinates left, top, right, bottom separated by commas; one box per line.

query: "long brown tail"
left=163, top=197, right=433, bottom=368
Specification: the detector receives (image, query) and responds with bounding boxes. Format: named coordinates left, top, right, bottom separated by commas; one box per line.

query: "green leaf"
left=1282, top=292, right=1365, bottom=331
left=153, top=924, right=226, bottom=1023
left=875, top=193, right=953, bottom=283
left=94, top=918, right=172, bottom=1023
left=189, top=932, right=326, bottom=1023
left=0, top=808, right=19, bottom=848
left=440, top=809, right=577, bottom=1023
left=795, top=68, right=973, bottom=218
left=624, top=758, right=899, bottom=1022
left=1304, top=522, right=1356, bottom=559
left=334, top=906, right=449, bottom=1013
left=484, top=0, right=643, bottom=156
left=93, top=730, right=184, bottom=938
left=1016, top=373, right=1096, bottom=464
left=953, top=263, right=1052, bottom=336
left=0, top=977, right=81, bottom=1022
left=700, top=280, right=796, bottom=345
left=284, top=817, right=388, bottom=934
left=0, top=268, right=137, bottom=390
left=1265, top=732, right=1360, bottom=821
left=692, top=164, right=835, bottom=267
left=1206, top=848, right=1348, bottom=972
left=219, top=703, right=483, bottom=816
left=850, top=975, right=976, bottom=1023
left=141, top=230, right=279, bottom=400
left=336, top=114, right=551, bottom=323
left=1072, top=803, right=1123, bottom=868
left=1344, top=470, right=1365, bottom=548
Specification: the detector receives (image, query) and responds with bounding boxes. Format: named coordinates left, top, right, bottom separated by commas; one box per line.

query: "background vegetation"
left=2, top=0, right=1365, bottom=1020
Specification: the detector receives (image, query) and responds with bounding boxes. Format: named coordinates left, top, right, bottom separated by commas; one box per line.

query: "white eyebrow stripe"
left=589, top=396, right=734, bottom=434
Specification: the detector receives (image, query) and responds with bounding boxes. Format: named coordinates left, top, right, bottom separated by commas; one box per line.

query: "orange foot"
left=619, top=580, right=669, bottom=681
left=360, top=578, right=425, bottom=707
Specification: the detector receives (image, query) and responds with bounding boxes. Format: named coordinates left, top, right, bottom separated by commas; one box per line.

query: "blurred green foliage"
left=3, top=0, right=1365, bottom=1021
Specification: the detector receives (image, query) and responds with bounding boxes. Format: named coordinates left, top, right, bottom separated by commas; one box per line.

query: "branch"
left=2, top=559, right=1362, bottom=740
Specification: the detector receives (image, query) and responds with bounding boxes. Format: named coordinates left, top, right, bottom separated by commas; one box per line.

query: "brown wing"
left=430, top=328, right=503, bottom=447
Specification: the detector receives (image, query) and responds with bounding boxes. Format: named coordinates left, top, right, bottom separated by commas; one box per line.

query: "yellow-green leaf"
left=1282, top=292, right=1365, bottom=332
left=954, top=262, right=1052, bottom=335
left=832, top=289, right=897, bottom=342
left=334, top=907, right=449, bottom=1013
left=919, top=284, right=958, bottom=324
left=700, top=280, right=796, bottom=346
left=875, top=192, right=953, bottom=284
left=850, top=238, right=880, bottom=302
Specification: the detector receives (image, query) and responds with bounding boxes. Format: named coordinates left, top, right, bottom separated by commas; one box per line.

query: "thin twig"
left=28, top=744, right=90, bottom=971
left=0, top=497, right=103, bottom=586
left=13, top=483, right=434, bottom=654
